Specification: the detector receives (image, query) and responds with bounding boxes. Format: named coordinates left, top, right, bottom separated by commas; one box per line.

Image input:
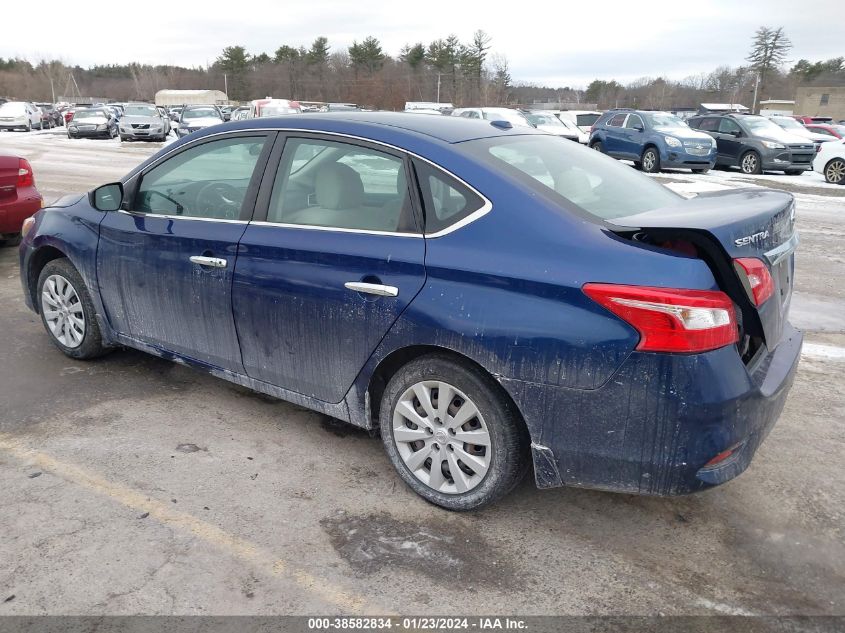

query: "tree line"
left=1, top=27, right=842, bottom=112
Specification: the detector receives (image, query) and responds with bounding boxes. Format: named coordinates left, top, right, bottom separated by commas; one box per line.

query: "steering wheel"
left=195, top=182, right=244, bottom=220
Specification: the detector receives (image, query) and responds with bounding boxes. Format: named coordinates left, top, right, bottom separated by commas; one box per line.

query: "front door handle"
left=189, top=255, right=228, bottom=268
left=344, top=281, right=399, bottom=297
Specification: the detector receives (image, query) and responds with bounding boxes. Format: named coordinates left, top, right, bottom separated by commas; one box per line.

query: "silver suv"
left=119, top=103, right=171, bottom=142
left=688, top=114, right=816, bottom=175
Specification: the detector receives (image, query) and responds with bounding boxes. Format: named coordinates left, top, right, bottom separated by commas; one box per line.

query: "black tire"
left=824, top=158, right=845, bottom=185
left=379, top=354, right=529, bottom=511
left=37, top=258, right=110, bottom=360
left=691, top=168, right=710, bottom=174
left=640, top=147, right=661, bottom=173
left=739, top=150, right=762, bottom=174
left=590, top=141, right=603, bottom=153
left=784, top=169, right=803, bottom=176
left=25, top=121, right=32, bottom=132
left=120, top=135, right=129, bottom=141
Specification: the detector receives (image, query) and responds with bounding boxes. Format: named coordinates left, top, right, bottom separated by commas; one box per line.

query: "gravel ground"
left=0, top=128, right=843, bottom=616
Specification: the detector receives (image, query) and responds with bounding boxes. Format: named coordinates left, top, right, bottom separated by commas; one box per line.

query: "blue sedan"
left=19, top=113, right=802, bottom=510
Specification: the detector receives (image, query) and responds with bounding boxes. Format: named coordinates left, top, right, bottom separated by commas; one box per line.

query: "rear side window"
left=696, top=118, right=720, bottom=132
left=607, top=113, right=627, bottom=127
left=413, top=160, right=486, bottom=235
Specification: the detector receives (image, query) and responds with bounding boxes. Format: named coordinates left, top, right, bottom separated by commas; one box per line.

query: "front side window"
left=607, top=113, right=627, bottom=127
left=624, top=114, right=644, bottom=130
left=266, top=138, right=417, bottom=233
left=465, top=135, right=680, bottom=221
left=135, top=136, right=267, bottom=219
left=718, top=118, right=742, bottom=134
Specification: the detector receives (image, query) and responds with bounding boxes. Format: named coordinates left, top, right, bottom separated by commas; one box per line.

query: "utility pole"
left=751, top=72, right=760, bottom=114
left=436, top=73, right=441, bottom=104
left=50, top=76, right=55, bottom=103
left=224, top=73, right=228, bottom=97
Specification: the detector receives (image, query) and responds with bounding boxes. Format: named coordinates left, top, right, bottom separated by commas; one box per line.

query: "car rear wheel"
left=740, top=151, right=762, bottom=174
left=823, top=159, right=845, bottom=184
left=590, top=141, right=603, bottom=152
left=379, top=354, right=528, bottom=511
left=37, top=258, right=110, bottom=360
left=691, top=168, right=710, bottom=174
left=641, top=147, right=661, bottom=173
left=784, top=169, right=804, bottom=176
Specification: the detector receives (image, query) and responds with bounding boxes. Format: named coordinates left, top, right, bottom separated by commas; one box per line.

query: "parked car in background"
left=452, top=107, right=533, bottom=128
left=767, top=115, right=834, bottom=144
left=35, top=103, right=63, bottom=128
left=556, top=110, right=603, bottom=134
left=0, top=154, right=42, bottom=245
left=19, top=112, right=801, bottom=510
left=63, top=108, right=77, bottom=124
left=688, top=113, right=816, bottom=175
left=0, top=101, right=43, bottom=131
left=175, top=105, right=224, bottom=138
left=805, top=123, right=845, bottom=140
left=813, top=138, right=845, bottom=184
left=793, top=115, right=834, bottom=125
left=524, top=111, right=582, bottom=141
left=219, top=106, right=233, bottom=121
left=249, top=98, right=301, bottom=118
left=119, top=103, right=171, bottom=142
left=590, top=110, right=717, bottom=173
left=168, top=106, right=184, bottom=122
left=229, top=106, right=250, bottom=121
left=325, top=103, right=361, bottom=112
left=66, top=108, right=119, bottom=139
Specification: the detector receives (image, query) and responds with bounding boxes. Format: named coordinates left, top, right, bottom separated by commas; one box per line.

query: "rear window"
left=576, top=113, right=601, bottom=127
left=463, top=136, right=680, bottom=221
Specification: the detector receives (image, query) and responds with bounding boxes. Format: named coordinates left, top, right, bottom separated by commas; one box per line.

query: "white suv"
left=0, top=101, right=43, bottom=131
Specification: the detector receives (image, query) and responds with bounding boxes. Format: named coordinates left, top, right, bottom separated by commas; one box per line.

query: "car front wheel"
left=823, top=159, right=845, bottom=184
left=740, top=151, right=762, bottom=174
left=37, top=258, right=110, bottom=359
left=641, top=147, right=661, bottom=173
left=590, top=141, right=603, bottom=152
left=379, top=354, right=528, bottom=510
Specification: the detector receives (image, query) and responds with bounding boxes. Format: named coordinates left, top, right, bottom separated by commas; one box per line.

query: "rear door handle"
left=189, top=255, right=227, bottom=268
left=344, top=281, right=399, bottom=297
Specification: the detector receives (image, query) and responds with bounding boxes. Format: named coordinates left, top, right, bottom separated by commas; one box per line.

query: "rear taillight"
left=17, top=158, right=34, bottom=188
left=733, top=258, right=773, bottom=306
left=582, top=284, right=738, bottom=353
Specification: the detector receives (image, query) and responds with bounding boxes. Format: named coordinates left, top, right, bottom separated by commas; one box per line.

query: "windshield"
left=74, top=109, right=107, bottom=120
left=643, top=112, right=687, bottom=128
left=464, top=136, right=679, bottom=220
left=182, top=108, right=220, bottom=120
left=527, top=113, right=563, bottom=126
left=124, top=105, right=158, bottom=117
left=772, top=118, right=804, bottom=130
left=742, top=116, right=787, bottom=134
left=0, top=103, right=26, bottom=114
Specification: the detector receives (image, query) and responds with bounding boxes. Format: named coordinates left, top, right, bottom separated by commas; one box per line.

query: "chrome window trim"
left=130, top=127, right=493, bottom=238
left=117, top=209, right=248, bottom=224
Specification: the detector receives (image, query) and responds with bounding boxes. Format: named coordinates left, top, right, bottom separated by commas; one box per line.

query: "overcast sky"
left=3, top=0, right=843, bottom=88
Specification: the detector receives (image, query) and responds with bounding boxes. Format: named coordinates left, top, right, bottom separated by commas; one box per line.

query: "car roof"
left=220, top=111, right=543, bottom=144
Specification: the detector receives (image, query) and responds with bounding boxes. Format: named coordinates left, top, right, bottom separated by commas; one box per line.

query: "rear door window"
left=607, top=113, right=627, bottom=127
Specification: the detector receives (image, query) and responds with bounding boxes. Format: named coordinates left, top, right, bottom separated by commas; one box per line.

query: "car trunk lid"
left=0, top=155, right=20, bottom=202
left=608, top=188, right=797, bottom=352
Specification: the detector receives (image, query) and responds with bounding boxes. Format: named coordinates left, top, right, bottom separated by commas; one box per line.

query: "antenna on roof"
left=490, top=120, right=512, bottom=130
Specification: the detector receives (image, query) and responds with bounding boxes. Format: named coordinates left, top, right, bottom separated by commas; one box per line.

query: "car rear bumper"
left=0, top=188, right=42, bottom=233
left=502, top=322, right=802, bottom=496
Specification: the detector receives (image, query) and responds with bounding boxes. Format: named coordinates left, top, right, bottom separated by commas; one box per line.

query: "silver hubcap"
left=643, top=151, right=656, bottom=170
left=826, top=160, right=845, bottom=184
left=392, top=381, right=491, bottom=495
left=41, top=274, right=85, bottom=348
left=742, top=154, right=757, bottom=173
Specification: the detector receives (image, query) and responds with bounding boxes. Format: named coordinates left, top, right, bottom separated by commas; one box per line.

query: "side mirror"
left=90, top=182, right=123, bottom=212
left=633, top=125, right=644, bottom=132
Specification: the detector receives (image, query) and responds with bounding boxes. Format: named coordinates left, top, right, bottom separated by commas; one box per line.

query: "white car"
left=813, top=138, right=845, bottom=184
left=0, top=101, right=43, bottom=131
left=555, top=110, right=603, bottom=134
left=768, top=116, right=834, bottom=144
left=451, top=107, right=533, bottom=128
left=525, top=110, right=588, bottom=143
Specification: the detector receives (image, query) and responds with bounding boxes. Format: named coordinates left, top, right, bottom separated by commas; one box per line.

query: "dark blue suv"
left=590, top=109, right=717, bottom=173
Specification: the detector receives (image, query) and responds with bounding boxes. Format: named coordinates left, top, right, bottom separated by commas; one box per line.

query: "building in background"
left=795, top=86, right=845, bottom=121
left=155, top=89, right=229, bottom=107
left=759, top=100, right=795, bottom=116
left=698, top=103, right=750, bottom=115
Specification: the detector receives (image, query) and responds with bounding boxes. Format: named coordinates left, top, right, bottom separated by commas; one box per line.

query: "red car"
left=793, top=115, right=834, bottom=125
left=0, top=155, right=42, bottom=246
left=805, top=123, right=845, bottom=140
